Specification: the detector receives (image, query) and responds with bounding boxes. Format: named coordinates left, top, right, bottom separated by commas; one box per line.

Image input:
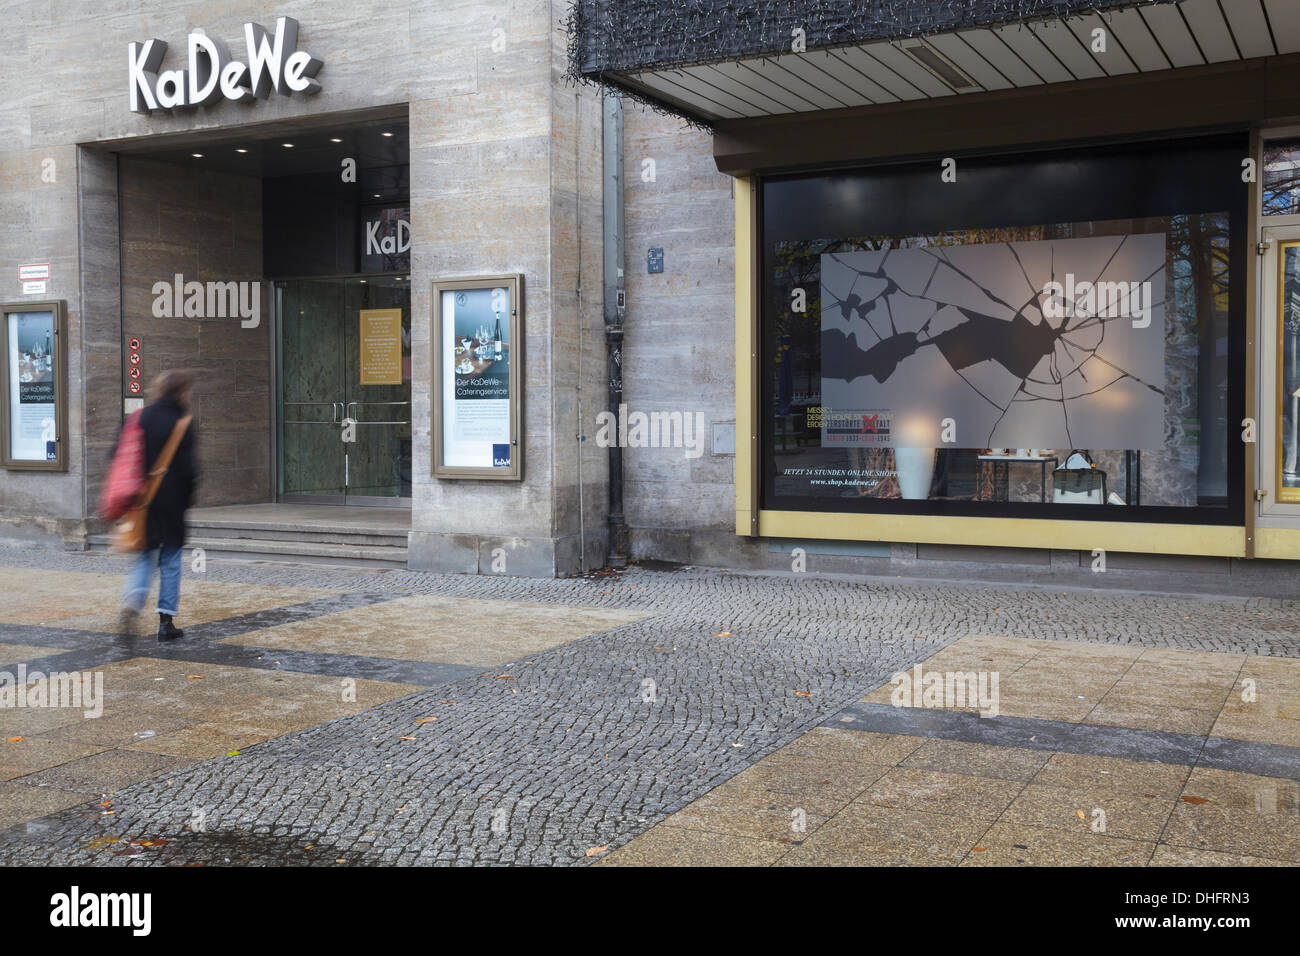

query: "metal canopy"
left=575, top=0, right=1300, bottom=123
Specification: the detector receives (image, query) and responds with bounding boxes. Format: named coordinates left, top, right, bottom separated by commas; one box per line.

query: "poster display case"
left=431, top=275, right=522, bottom=480
left=2, top=300, right=67, bottom=472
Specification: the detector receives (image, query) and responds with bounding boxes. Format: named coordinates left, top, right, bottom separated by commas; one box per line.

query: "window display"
left=761, top=136, right=1245, bottom=522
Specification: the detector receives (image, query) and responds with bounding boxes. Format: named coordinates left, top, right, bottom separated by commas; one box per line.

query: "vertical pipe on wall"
left=603, top=90, right=628, bottom=567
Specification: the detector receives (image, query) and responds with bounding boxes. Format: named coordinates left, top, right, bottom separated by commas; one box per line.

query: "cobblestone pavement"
left=0, top=547, right=1297, bottom=866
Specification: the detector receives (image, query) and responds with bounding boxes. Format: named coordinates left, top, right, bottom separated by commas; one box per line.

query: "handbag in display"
left=1051, top=449, right=1107, bottom=505
left=109, top=415, right=192, bottom=554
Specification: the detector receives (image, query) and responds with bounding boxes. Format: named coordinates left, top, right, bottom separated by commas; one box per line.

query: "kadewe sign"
left=128, top=17, right=321, bottom=114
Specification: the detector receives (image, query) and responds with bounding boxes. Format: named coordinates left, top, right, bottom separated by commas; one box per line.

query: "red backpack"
left=99, top=410, right=146, bottom=522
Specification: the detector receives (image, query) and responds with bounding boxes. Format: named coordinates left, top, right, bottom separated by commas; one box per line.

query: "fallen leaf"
left=495, top=674, right=516, bottom=680
left=1076, top=809, right=1086, bottom=820
left=6, top=737, right=23, bottom=743
left=441, top=700, right=456, bottom=706
left=972, top=846, right=987, bottom=852
left=713, top=631, right=731, bottom=637
left=398, top=736, right=417, bottom=741
left=585, top=845, right=609, bottom=857
left=1181, top=795, right=1209, bottom=805
left=795, top=691, right=811, bottom=698
left=226, top=751, right=240, bottom=756
left=414, top=717, right=437, bottom=724
left=186, top=675, right=204, bottom=680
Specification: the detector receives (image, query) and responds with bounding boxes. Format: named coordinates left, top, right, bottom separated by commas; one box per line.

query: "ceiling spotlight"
left=359, top=279, right=368, bottom=283
left=191, top=153, right=204, bottom=158
left=373, top=193, right=381, bottom=198
left=282, top=142, right=295, bottom=148
left=235, top=148, right=248, bottom=154
left=329, top=137, right=342, bottom=143
left=381, top=131, right=393, bottom=137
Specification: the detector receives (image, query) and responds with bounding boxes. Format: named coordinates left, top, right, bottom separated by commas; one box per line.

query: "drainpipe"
left=603, top=90, right=628, bottom=567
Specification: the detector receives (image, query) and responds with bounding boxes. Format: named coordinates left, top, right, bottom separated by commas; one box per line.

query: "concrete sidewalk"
left=0, top=547, right=1296, bottom=865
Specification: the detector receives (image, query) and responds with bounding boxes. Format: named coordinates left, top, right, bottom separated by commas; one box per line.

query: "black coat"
left=137, top=397, right=198, bottom=549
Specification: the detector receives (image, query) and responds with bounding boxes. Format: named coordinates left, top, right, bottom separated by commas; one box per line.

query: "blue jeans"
left=122, top=545, right=183, bottom=617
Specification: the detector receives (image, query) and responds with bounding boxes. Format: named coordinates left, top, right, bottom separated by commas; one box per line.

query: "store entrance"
left=276, top=275, right=411, bottom=505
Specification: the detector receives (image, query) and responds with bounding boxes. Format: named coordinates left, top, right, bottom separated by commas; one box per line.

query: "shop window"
left=1263, top=141, right=1300, bottom=217
left=1279, top=241, right=1300, bottom=503
left=759, top=135, right=1246, bottom=524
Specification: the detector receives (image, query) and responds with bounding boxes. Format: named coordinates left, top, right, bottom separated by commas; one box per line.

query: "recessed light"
left=329, top=137, right=342, bottom=143
left=899, top=40, right=977, bottom=92
left=359, top=279, right=368, bottom=283
left=373, top=193, right=381, bottom=198
left=282, top=142, right=294, bottom=148
left=381, top=131, right=393, bottom=137
left=191, top=153, right=204, bottom=158
left=235, top=148, right=248, bottom=154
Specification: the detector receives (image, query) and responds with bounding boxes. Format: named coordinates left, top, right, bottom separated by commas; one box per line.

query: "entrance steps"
left=89, top=503, right=410, bottom=570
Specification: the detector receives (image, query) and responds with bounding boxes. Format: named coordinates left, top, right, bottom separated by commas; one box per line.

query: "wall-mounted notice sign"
left=432, top=275, right=522, bottom=480
left=1, top=300, right=67, bottom=471
left=359, top=308, right=403, bottom=385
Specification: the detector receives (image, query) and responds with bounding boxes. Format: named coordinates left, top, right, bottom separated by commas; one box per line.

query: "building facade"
left=573, top=0, right=1300, bottom=585
left=1, top=0, right=610, bottom=576
left=3, top=0, right=1300, bottom=586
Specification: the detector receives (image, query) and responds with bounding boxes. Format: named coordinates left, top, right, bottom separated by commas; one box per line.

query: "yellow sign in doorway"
left=359, top=308, right=402, bottom=385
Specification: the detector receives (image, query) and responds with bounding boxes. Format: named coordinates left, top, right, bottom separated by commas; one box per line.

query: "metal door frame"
left=273, top=275, right=413, bottom=507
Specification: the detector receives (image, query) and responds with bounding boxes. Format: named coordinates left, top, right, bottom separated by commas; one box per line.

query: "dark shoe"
left=157, top=614, right=184, bottom=642
left=116, top=607, right=138, bottom=636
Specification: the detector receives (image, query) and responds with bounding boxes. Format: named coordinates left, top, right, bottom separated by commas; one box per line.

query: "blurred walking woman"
left=117, top=370, right=198, bottom=640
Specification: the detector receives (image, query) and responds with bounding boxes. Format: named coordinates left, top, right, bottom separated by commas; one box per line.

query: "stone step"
left=88, top=534, right=408, bottom=570
left=187, top=520, right=406, bottom=547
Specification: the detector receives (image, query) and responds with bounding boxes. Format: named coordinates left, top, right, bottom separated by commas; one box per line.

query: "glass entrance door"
left=276, top=276, right=412, bottom=504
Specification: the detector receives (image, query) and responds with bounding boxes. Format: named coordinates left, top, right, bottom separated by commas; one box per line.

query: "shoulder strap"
left=139, top=416, right=192, bottom=509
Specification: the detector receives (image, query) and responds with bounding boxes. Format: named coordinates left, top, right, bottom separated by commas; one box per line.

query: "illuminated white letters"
left=129, top=18, right=321, bottom=114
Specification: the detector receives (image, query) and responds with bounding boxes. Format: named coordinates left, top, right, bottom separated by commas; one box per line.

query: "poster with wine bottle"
left=2, top=301, right=67, bottom=471
left=432, top=275, right=523, bottom=479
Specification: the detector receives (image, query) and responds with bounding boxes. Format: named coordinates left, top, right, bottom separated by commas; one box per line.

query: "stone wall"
left=117, top=156, right=267, bottom=508
left=620, top=102, right=738, bottom=563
